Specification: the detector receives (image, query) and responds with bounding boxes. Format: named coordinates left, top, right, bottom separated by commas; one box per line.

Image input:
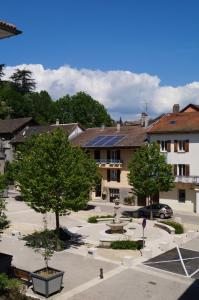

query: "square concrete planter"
left=31, top=267, right=64, bottom=298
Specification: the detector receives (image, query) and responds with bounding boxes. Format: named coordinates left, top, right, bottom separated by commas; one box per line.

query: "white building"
left=148, top=104, right=199, bottom=213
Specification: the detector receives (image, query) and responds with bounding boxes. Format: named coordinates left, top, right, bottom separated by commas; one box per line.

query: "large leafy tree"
left=128, top=142, right=174, bottom=219
left=55, top=92, right=113, bottom=127
left=13, top=128, right=99, bottom=234
left=10, top=69, right=36, bottom=94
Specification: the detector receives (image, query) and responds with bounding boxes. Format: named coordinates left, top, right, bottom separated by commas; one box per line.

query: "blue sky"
left=2, top=0, right=199, bottom=119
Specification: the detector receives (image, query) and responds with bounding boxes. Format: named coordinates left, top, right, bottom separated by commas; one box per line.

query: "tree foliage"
left=13, top=128, right=99, bottom=233
left=0, top=69, right=113, bottom=127
left=10, top=69, right=36, bottom=94
left=55, top=92, right=113, bottom=127
left=128, top=142, right=174, bottom=200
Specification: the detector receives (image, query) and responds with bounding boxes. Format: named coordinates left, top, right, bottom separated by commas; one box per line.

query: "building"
left=11, top=122, right=84, bottom=145
left=0, top=117, right=36, bottom=172
left=148, top=104, right=199, bottom=213
left=72, top=124, right=146, bottom=203
left=0, top=20, right=22, bottom=39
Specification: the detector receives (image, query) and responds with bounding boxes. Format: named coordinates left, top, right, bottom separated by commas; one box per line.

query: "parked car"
left=138, top=203, right=173, bottom=219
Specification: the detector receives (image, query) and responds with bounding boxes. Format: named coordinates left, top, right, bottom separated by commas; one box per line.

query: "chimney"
left=116, top=123, right=120, bottom=132
left=140, top=112, right=149, bottom=128
left=56, top=119, right=59, bottom=125
left=173, top=104, right=180, bottom=113
left=101, top=124, right=105, bottom=131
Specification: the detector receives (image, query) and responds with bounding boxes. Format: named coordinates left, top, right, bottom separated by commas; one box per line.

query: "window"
left=179, top=189, right=186, bottom=203
left=94, top=150, right=100, bottom=160
left=107, top=169, right=120, bottom=182
left=174, top=140, right=189, bottom=152
left=178, top=164, right=186, bottom=176
left=173, top=164, right=190, bottom=176
left=158, top=140, right=171, bottom=152
left=107, top=150, right=120, bottom=162
left=110, top=170, right=117, bottom=181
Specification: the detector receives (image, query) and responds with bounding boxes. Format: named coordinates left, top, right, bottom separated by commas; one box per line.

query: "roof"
left=0, top=20, right=22, bottom=39
left=72, top=125, right=146, bottom=148
left=180, top=104, right=199, bottom=113
left=148, top=112, right=199, bottom=134
left=12, top=123, right=81, bottom=144
left=0, top=117, right=34, bottom=134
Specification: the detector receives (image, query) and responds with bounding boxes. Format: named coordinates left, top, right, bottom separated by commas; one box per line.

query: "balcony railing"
left=95, top=159, right=123, bottom=167
left=175, top=176, right=199, bottom=184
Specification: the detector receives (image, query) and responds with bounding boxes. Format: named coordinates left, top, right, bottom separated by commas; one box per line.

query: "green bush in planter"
left=88, top=216, right=98, bottom=223
left=161, top=221, right=184, bottom=234
left=110, top=240, right=142, bottom=250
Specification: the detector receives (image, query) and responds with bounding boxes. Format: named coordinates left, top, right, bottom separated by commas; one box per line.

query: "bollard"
left=100, top=268, right=103, bottom=279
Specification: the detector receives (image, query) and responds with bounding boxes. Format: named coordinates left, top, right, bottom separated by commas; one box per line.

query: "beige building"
left=72, top=124, right=146, bottom=203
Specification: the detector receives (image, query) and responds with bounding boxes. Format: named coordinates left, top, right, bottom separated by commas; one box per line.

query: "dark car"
left=138, top=203, right=173, bottom=219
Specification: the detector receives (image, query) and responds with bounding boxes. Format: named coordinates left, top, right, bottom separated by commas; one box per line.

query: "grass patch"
left=88, top=215, right=113, bottom=223
left=161, top=221, right=184, bottom=234
left=110, top=240, right=142, bottom=250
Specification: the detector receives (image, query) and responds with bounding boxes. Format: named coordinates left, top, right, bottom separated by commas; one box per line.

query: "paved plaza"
left=1, top=197, right=199, bottom=299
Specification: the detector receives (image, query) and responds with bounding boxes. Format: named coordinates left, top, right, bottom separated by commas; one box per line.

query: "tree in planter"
left=128, top=142, right=174, bottom=219
left=13, top=128, right=99, bottom=237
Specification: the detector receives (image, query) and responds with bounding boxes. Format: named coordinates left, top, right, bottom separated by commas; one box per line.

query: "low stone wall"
left=96, top=217, right=131, bottom=223
left=154, top=222, right=175, bottom=235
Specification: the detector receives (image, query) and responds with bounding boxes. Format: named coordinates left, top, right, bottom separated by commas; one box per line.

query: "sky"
left=1, top=0, right=199, bottom=120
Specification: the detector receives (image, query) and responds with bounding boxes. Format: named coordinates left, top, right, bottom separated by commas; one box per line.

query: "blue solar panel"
left=94, top=136, right=113, bottom=146
left=86, top=135, right=126, bottom=147
left=85, top=135, right=105, bottom=146
left=104, top=135, right=125, bottom=146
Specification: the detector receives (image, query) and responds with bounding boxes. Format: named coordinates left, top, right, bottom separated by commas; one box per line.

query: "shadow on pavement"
left=178, top=280, right=199, bottom=300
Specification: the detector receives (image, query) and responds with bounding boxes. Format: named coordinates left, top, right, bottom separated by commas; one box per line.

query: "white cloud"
left=4, top=64, right=199, bottom=120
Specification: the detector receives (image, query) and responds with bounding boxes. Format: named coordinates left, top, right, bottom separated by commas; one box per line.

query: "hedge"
left=110, top=240, right=142, bottom=250
left=88, top=215, right=113, bottom=223
left=161, top=221, right=184, bottom=234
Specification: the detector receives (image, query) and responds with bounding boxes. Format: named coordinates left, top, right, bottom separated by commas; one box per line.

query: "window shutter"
left=107, top=150, right=110, bottom=160
left=185, top=165, right=190, bottom=176
left=157, top=140, right=160, bottom=149
left=174, top=140, right=178, bottom=152
left=107, top=170, right=110, bottom=182
left=117, top=170, right=121, bottom=182
left=185, top=140, right=189, bottom=152
left=166, top=140, right=171, bottom=152
left=173, top=164, right=177, bottom=176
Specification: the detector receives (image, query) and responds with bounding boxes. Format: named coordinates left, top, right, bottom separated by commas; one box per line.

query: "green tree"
left=10, top=69, right=36, bottom=94
left=128, top=142, right=174, bottom=219
left=0, top=175, right=9, bottom=231
left=0, top=64, right=5, bottom=84
left=55, top=92, right=113, bottom=127
left=14, top=128, right=99, bottom=235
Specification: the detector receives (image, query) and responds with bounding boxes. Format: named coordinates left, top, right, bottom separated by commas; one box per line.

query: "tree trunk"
left=55, top=210, right=60, bottom=235
left=149, top=196, right=153, bottom=220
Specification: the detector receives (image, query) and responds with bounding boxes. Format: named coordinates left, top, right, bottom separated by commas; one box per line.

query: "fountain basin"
left=106, top=221, right=129, bottom=234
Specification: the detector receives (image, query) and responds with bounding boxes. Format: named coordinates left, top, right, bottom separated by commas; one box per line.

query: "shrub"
left=88, top=215, right=114, bottom=223
left=88, top=216, right=98, bottom=223
left=161, top=221, right=184, bottom=234
left=0, top=273, right=21, bottom=295
left=110, top=240, right=142, bottom=250
left=123, top=196, right=135, bottom=206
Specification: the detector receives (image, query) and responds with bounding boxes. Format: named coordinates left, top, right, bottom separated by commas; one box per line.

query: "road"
left=89, top=202, right=199, bottom=225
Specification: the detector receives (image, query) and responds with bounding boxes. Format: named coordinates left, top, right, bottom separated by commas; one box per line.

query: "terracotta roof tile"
left=148, top=112, right=199, bottom=134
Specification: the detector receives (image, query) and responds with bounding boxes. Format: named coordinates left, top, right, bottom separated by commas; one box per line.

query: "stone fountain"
left=106, top=198, right=128, bottom=234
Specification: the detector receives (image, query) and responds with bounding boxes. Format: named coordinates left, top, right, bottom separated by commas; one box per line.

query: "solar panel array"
left=85, top=135, right=126, bottom=147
